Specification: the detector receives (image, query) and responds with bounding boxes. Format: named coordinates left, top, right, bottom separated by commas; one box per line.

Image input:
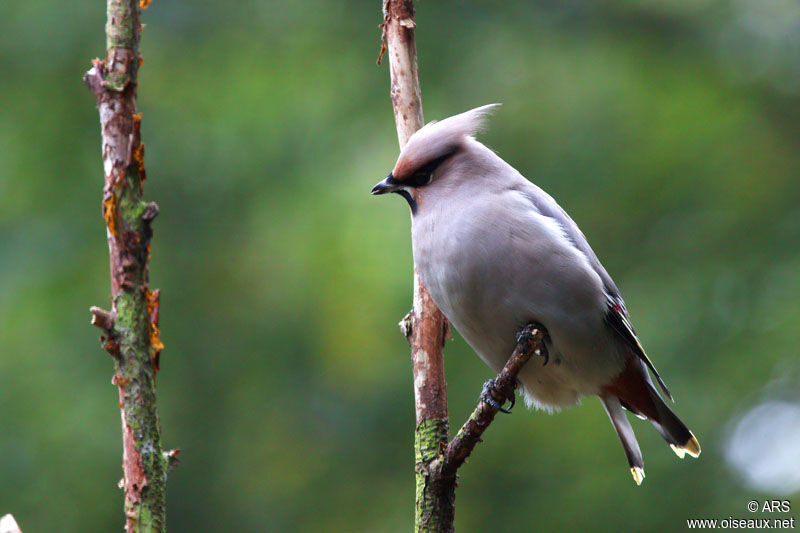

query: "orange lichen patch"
left=103, top=336, right=120, bottom=357
left=133, top=142, right=146, bottom=188
left=103, top=192, right=119, bottom=236
left=131, top=114, right=147, bottom=189
left=146, top=289, right=164, bottom=370
left=133, top=142, right=145, bottom=166
left=132, top=113, right=142, bottom=143
left=150, top=323, right=163, bottom=373
left=146, top=289, right=160, bottom=325
left=132, top=114, right=142, bottom=146
left=140, top=0, right=152, bottom=9
left=150, top=323, right=165, bottom=354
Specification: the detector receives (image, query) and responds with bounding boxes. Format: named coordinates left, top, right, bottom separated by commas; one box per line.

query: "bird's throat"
left=396, top=189, right=417, bottom=214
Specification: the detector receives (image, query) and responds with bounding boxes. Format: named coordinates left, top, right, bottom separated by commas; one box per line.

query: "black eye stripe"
left=405, top=150, right=456, bottom=188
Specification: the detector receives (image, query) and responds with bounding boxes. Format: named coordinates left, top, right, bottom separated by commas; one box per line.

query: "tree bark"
left=379, top=4, right=547, bottom=531
left=84, top=1, right=173, bottom=531
left=380, top=1, right=453, bottom=530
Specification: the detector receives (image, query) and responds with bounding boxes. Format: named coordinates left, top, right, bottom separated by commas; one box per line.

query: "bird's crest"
left=392, top=104, right=501, bottom=180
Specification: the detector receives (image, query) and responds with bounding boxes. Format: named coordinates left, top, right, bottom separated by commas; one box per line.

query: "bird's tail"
left=602, top=358, right=701, bottom=484
left=641, top=383, right=701, bottom=460
left=600, top=394, right=645, bottom=485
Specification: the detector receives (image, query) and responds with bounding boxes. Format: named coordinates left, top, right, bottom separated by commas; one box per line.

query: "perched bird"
left=372, top=104, right=700, bottom=485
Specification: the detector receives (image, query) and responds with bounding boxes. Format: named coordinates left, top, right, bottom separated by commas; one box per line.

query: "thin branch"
left=90, top=306, right=116, bottom=331
left=84, top=0, right=170, bottom=531
left=382, top=0, right=425, bottom=148
left=440, top=326, right=545, bottom=478
left=379, top=3, right=548, bottom=530
left=380, top=1, right=453, bottom=530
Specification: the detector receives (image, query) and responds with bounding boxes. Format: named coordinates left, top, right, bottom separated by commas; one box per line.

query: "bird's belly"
left=413, top=202, right=625, bottom=410
left=444, top=291, right=619, bottom=410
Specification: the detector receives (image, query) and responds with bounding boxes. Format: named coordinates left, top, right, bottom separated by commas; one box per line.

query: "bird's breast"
left=410, top=190, right=623, bottom=407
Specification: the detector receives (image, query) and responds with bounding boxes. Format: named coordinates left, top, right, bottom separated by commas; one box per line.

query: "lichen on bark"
left=85, top=0, right=170, bottom=531
left=380, top=1, right=455, bottom=530
left=414, top=419, right=454, bottom=532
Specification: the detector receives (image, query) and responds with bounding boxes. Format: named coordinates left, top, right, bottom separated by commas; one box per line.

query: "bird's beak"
left=371, top=174, right=400, bottom=195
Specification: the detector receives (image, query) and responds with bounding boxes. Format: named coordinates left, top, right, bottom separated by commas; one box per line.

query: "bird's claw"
left=515, top=324, right=535, bottom=346
left=480, top=378, right=514, bottom=414
left=517, top=322, right=550, bottom=366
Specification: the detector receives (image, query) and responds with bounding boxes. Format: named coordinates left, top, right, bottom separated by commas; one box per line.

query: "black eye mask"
left=405, top=152, right=455, bottom=188
left=390, top=149, right=457, bottom=214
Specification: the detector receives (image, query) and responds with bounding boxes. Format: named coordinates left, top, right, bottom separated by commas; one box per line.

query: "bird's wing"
left=515, top=181, right=621, bottom=296
left=515, top=179, right=673, bottom=401
left=603, top=294, right=673, bottom=401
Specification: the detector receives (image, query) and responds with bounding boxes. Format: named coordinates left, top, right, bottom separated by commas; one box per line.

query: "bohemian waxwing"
left=372, top=104, right=700, bottom=485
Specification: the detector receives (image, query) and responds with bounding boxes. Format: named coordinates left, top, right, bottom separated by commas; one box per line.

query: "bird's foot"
left=480, top=378, right=515, bottom=414
left=517, top=322, right=550, bottom=366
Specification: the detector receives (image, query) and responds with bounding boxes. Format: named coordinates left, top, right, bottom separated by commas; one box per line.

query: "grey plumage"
left=372, top=104, right=700, bottom=484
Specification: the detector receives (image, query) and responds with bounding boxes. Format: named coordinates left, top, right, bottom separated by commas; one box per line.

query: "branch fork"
left=379, top=2, right=548, bottom=530
left=439, top=325, right=545, bottom=479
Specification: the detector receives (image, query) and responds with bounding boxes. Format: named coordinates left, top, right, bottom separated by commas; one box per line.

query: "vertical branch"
left=84, top=1, right=172, bottom=531
left=381, top=0, right=424, bottom=148
left=380, top=1, right=454, bottom=531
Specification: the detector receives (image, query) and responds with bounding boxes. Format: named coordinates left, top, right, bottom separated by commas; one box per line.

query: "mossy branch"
left=379, top=3, right=546, bottom=530
left=408, top=324, right=544, bottom=533
left=379, top=0, right=452, bottom=530
left=84, top=1, right=172, bottom=531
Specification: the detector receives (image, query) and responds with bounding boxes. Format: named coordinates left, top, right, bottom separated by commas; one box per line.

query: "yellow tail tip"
left=670, top=444, right=686, bottom=459
left=671, top=432, right=701, bottom=459
left=684, top=433, right=701, bottom=458
left=631, top=466, right=645, bottom=486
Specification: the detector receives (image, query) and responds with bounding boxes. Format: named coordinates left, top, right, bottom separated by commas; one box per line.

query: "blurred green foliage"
left=1, top=0, right=799, bottom=531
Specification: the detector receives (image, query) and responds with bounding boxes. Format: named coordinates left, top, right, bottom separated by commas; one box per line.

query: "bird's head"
left=371, top=104, right=500, bottom=212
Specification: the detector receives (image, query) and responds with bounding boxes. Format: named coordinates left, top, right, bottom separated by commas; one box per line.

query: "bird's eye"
left=406, top=151, right=455, bottom=188
left=409, top=170, right=433, bottom=188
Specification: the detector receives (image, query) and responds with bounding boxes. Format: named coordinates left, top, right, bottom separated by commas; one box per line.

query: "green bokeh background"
left=2, top=1, right=799, bottom=531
